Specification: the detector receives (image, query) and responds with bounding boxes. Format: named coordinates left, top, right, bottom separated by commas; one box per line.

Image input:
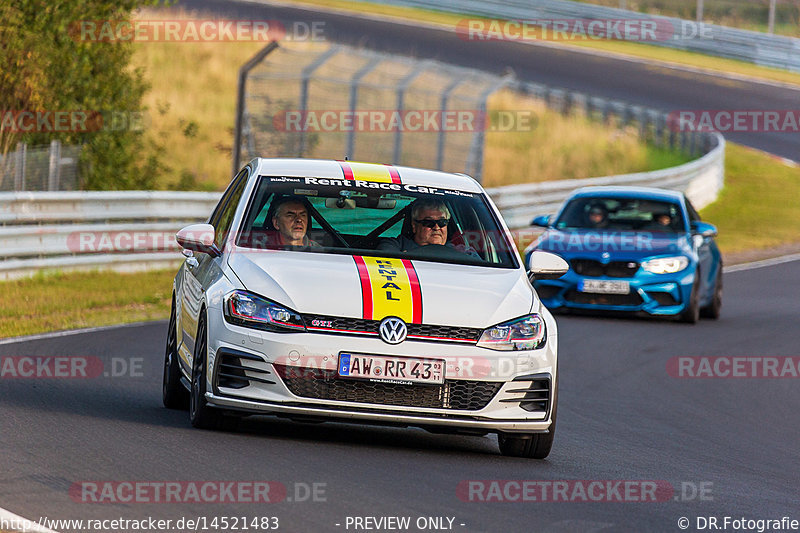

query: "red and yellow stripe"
left=353, top=256, right=422, bottom=323
left=338, top=161, right=402, bottom=184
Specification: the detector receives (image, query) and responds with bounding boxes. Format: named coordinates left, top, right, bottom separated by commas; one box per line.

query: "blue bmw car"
left=524, top=186, right=722, bottom=323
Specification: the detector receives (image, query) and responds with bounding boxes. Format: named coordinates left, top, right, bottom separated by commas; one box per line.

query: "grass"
left=483, top=91, right=690, bottom=187
left=0, top=269, right=174, bottom=338
left=700, top=144, right=800, bottom=253
left=278, top=0, right=800, bottom=87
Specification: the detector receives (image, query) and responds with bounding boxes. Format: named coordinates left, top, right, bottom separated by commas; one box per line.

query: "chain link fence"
left=235, top=43, right=512, bottom=181
left=0, top=141, right=82, bottom=192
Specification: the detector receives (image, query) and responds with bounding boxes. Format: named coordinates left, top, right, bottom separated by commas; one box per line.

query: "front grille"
left=571, top=259, right=639, bottom=278
left=214, top=349, right=275, bottom=391
left=274, top=365, right=501, bottom=411
left=564, top=290, right=643, bottom=306
left=301, top=314, right=481, bottom=343
left=499, top=375, right=551, bottom=413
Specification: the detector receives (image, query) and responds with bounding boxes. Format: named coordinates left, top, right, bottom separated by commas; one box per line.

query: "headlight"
left=223, top=290, right=306, bottom=332
left=641, top=256, right=689, bottom=274
left=477, top=314, right=546, bottom=351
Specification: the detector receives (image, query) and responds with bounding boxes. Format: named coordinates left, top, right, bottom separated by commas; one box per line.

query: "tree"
left=0, top=0, right=166, bottom=189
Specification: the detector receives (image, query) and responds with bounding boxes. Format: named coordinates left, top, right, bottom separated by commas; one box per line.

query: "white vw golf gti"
left=163, top=158, right=567, bottom=458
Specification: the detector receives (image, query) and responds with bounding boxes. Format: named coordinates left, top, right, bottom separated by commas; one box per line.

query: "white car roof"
left=250, top=158, right=483, bottom=194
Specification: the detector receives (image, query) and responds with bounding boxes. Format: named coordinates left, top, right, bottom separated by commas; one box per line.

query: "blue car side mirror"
left=691, top=221, right=718, bottom=238
left=531, top=215, right=552, bottom=227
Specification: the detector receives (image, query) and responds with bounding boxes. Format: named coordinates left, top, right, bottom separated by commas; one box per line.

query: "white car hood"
left=227, top=249, right=534, bottom=328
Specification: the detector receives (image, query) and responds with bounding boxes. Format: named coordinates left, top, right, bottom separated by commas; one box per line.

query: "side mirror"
left=176, top=224, right=221, bottom=257
left=691, top=221, right=718, bottom=238
left=527, top=251, right=569, bottom=281
left=530, top=214, right=552, bottom=228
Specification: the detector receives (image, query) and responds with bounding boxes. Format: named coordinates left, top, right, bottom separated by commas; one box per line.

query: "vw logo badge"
left=379, top=316, right=407, bottom=344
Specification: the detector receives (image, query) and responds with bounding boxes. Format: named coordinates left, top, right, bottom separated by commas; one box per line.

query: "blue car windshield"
left=555, top=197, right=685, bottom=232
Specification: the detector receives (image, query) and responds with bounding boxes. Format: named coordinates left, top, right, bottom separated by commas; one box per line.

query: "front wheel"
left=680, top=277, right=700, bottom=324
left=190, top=313, right=235, bottom=430
left=163, top=296, right=189, bottom=410
left=498, top=380, right=557, bottom=459
left=700, top=266, right=722, bottom=319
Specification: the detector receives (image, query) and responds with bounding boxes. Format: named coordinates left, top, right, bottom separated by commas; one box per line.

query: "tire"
left=679, top=275, right=700, bottom=324
left=498, top=379, right=557, bottom=459
left=189, top=312, right=235, bottom=430
left=700, top=265, right=722, bottom=319
left=162, top=296, right=189, bottom=410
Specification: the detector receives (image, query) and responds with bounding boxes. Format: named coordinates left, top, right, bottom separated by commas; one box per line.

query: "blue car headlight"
left=224, top=290, right=306, bottom=332
left=641, top=256, right=689, bottom=274
left=477, top=314, right=546, bottom=351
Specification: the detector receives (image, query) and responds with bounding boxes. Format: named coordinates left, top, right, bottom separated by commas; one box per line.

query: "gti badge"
left=379, top=316, right=407, bottom=344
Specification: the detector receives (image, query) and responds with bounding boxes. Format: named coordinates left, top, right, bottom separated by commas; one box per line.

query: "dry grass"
left=482, top=90, right=688, bottom=187
left=131, top=7, right=265, bottom=190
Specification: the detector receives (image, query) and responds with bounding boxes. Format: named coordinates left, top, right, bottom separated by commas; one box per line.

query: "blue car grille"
left=570, top=259, right=639, bottom=278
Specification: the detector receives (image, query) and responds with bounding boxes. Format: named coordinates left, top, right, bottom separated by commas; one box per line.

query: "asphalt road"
left=1, top=261, right=798, bottom=532
left=179, top=0, right=800, bottom=161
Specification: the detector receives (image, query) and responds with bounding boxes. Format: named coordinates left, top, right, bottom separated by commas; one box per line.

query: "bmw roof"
left=250, top=158, right=483, bottom=194
left=569, top=186, right=686, bottom=202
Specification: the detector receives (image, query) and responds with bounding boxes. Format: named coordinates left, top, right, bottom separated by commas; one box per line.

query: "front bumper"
left=201, top=307, right=558, bottom=434
left=535, top=269, right=696, bottom=315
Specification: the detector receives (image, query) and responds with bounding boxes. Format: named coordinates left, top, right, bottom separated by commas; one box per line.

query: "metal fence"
left=0, top=141, right=82, bottom=192
left=366, top=0, right=800, bottom=72
left=235, top=42, right=514, bottom=181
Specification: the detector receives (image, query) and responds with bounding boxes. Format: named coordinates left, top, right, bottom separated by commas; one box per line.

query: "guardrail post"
left=298, top=46, right=340, bottom=157
left=393, top=61, right=431, bottom=165
left=14, top=142, right=26, bottom=192
left=48, top=140, right=61, bottom=191
left=467, top=74, right=514, bottom=182
left=233, top=41, right=280, bottom=176
left=436, top=77, right=466, bottom=171
left=346, top=55, right=382, bottom=160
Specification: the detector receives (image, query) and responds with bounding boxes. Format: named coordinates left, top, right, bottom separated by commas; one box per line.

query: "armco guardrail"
left=367, top=0, right=800, bottom=72
left=0, top=135, right=723, bottom=280
left=487, top=133, right=725, bottom=229
left=0, top=191, right=219, bottom=280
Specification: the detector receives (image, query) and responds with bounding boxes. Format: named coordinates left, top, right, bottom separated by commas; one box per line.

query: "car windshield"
left=554, top=197, right=686, bottom=233
left=235, top=175, right=519, bottom=268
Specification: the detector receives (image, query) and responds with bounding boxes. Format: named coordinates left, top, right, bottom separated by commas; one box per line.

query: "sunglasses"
left=414, top=218, right=449, bottom=229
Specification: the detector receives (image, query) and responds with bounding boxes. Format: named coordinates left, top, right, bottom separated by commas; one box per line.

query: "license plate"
left=578, top=279, right=630, bottom=294
left=338, top=353, right=445, bottom=385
